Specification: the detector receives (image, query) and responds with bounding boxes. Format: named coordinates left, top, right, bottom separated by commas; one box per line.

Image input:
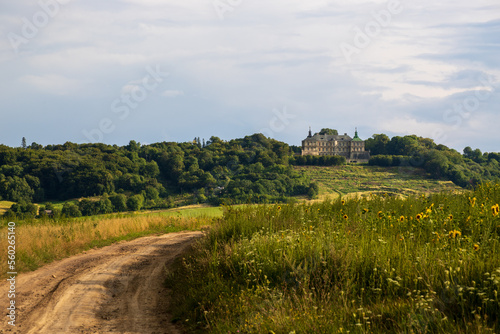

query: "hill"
left=1, top=132, right=499, bottom=219
left=296, top=165, right=462, bottom=199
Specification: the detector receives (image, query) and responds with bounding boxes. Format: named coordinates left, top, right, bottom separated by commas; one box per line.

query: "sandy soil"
left=0, top=231, right=203, bottom=334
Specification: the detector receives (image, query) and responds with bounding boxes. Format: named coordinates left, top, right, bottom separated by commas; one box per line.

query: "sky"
left=1, top=0, right=499, bottom=152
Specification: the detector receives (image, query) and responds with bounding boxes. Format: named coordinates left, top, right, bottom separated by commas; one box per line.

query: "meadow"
left=296, top=165, right=461, bottom=199
left=0, top=206, right=221, bottom=276
left=0, top=201, right=14, bottom=215
left=168, top=183, right=500, bottom=333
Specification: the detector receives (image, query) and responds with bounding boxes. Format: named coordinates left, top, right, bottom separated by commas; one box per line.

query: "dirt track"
left=0, top=231, right=203, bottom=334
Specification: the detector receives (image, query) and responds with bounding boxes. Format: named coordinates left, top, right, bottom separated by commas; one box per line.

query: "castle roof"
left=303, top=132, right=353, bottom=142
left=352, top=129, right=363, bottom=142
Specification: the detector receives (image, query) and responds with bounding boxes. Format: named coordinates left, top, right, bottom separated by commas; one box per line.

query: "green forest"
left=0, top=131, right=499, bottom=219
left=0, top=134, right=317, bottom=219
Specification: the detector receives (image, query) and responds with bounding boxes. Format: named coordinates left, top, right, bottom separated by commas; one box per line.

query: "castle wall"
left=301, top=131, right=370, bottom=163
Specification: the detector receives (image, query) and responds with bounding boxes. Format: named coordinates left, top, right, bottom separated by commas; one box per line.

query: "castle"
left=301, top=128, right=371, bottom=163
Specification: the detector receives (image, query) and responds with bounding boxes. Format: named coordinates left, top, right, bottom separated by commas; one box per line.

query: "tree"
left=307, top=182, right=319, bottom=199
left=0, top=176, right=34, bottom=202
left=127, top=194, right=144, bottom=211
left=365, top=134, right=390, bottom=155
left=96, top=197, right=114, bottom=214
left=21, top=137, right=27, bottom=149
left=79, top=199, right=98, bottom=216
left=318, top=128, right=338, bottom=136
left=387, top=136, right=418, bottom=156
left=127, top=140, right=141, bottom=152
left=62, top=202, right=82, bottom=217
left=141, top=161, right=160, bottom=178
left=144, top=187, right=160, bottom=201
left=463, top=147, right=473, bottom=159
left=5, top=201, right=37, bottom=218
left=207, top=136, right=222, bottom=146
left=110, top=194, right=127, bottom=212
left=29, top=142, right=43, bottom=150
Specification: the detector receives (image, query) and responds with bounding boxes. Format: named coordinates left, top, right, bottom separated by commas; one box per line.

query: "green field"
left=168, top=184, right=500, bottom=333
left=296, top=165, right=462, bottom=198
left=0, top=201, right=15, bottom=215
left=75, top=205, right=224, bottom=222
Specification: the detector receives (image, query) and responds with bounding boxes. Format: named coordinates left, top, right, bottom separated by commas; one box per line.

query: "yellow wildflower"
left=492, top=204, right=499, bottom=216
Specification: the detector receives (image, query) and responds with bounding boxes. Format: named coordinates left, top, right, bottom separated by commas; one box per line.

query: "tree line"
left=0, top=134, right=318, bottom=218
left=365, top=134, right=500, bottom=187
left=2, top=132, right=498, bottom=219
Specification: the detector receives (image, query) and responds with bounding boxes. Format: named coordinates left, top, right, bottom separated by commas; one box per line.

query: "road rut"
left=0, top=231, right=202, bottom=334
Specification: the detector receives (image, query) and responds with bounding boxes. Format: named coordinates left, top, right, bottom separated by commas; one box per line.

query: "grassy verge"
left=168, top=184, right=500, bottom=333
left=0, top=208, right=218, bottom=277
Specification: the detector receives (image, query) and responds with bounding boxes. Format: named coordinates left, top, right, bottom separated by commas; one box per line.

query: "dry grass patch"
left=0, top=214, right=212, bottom=275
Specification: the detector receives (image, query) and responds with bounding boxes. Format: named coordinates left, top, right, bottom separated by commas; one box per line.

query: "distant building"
left=301, top=128, right=370, bottom=163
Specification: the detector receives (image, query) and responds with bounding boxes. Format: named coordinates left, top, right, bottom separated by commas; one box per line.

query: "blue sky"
left=1, top=0, right=499, bottom=152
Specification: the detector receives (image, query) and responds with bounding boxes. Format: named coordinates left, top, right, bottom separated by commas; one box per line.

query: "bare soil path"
left=0, top=231, right=203, bottom=334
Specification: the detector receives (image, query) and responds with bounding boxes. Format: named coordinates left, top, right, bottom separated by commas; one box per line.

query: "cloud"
left=18, top=74, right=82, bottom=95
left=162, top=90, right=184, bottom=98
left=0, top=0, right=499, bottom=150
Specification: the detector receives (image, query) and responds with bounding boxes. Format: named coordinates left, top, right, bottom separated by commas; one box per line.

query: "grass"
left=0, top=201, right=15, bottom=215
left=156, top=205, right=223, bottom=219
left=168, top=183, right=500, bottom=333
left=296, top=165, right=462, bottom=200
left=0, top=207, right=219, bottom=277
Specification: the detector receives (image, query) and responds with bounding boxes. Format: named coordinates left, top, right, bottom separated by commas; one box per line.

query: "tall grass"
left=168, top=184, right=500, bottom=333
left=0, top=213, right=213, bottom=276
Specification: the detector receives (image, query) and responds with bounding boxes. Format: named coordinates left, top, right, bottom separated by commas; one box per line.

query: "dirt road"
left=0, top=231, right=203, bottom=334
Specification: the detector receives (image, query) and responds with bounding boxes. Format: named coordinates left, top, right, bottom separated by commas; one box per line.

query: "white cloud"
left=162, top=90, right=184, bottom=98
left=19, top=74, right=82, bottom=95
left=0, top=0, right=499, bottom=149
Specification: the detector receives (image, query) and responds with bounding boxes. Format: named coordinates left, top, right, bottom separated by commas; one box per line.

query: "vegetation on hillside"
left=366, top=134, right=500, bottom=188
left=0, top=134, right=316, bottom=219
left=168, top=184, right=500, bottom=333
left=1, top=132, right=498, bottom=219
left=296, top=165, right=461, bottom=198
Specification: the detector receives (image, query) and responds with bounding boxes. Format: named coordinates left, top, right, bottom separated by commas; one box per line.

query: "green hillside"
left=1, top=132, right=499, bottom=220
left=0, top=201, right=14, bottom=215
left=296, top=165, right=462, bottom=199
